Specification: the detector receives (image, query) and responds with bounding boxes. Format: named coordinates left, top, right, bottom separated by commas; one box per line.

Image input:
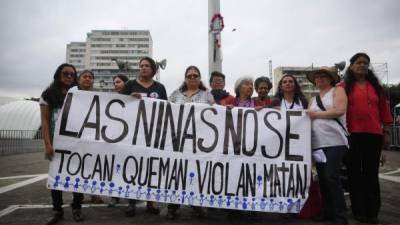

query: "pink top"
left=338, top=81, right=392, bottom=134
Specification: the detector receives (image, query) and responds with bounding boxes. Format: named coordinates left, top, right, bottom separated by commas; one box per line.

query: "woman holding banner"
left=232, top=76, right=256, bottom=108
left=271, top=74, right=308, bottom=110
left=40, top=63, right=84, bottom=224
left=339, top=53, right=392, bottom=224
left=121, top=57, right=166, bottom=217
left=169, top=65, right=214, bottom=105
left=167, top=65, right=212, bottom=219
left=113, top=74, right=129, bottom=94
left=253, top=76, right=273, bottom=108
left=306, top=67, right=348, bottom=225
left=106, top=74, right=129, bottom=208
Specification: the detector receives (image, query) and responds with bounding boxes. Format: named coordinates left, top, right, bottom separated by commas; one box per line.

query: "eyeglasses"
left=186, top=74, right=200, bottom=79
left=211, top=78, right=224, bottom=83
left=62, top=71, right=75, bottom=77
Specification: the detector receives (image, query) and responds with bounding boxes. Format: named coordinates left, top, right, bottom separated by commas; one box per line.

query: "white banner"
left=47, top=89, right=311, bottom=213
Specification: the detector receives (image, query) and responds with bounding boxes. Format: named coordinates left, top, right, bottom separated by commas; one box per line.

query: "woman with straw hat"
left=306, top=66, right=348, bottom=225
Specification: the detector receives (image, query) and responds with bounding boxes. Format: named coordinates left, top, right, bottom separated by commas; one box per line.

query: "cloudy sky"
left=0, top=0, right=399, bottom=99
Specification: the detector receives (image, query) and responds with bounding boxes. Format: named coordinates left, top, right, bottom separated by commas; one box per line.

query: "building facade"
left=66, top=42, right=86, bottom=72
left=66, top=30, right=153, bottom=92
left=272, top=66, right=319, bottom=99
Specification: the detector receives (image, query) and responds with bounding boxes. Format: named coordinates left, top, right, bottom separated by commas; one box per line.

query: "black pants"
left=316, top=146, right=348, bottom=225
left=51, top=189, right=84, bottom=212
left=347, top=133, right=382, bottom=219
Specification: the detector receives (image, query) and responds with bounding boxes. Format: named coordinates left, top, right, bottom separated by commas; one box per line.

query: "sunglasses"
left=186, top=74, right=200, bottom=79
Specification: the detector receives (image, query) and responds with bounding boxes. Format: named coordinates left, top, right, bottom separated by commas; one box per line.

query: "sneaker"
left=125, top=203, right=136, bottom=217
left=166, top=208, right=178, bottom=220
left=46, top=211, right=63, bottom=225
left=72, top=209, right=84, bottom=222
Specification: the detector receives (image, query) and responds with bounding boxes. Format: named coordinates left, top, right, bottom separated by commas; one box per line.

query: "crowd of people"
left=40, top=52, right=392, bottom=225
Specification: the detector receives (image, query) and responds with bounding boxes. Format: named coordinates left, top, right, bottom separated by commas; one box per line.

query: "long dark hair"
left=274, top=74, right=308, bottom=107
left=113, top=74, right=129, bottom=83
left=179, top=65, right=207, bottom=92
left=139, top=56, right=158, bottom=77
left=41, top=63, right=78, bottom=108
left=343, top=52, right=383, bottom=95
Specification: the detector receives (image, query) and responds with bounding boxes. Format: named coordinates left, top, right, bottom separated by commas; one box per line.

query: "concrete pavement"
left=0, top=151, right=399, bottom=225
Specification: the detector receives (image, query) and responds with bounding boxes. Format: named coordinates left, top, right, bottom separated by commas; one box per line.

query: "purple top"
left=233, top=98, right=255, bottom=108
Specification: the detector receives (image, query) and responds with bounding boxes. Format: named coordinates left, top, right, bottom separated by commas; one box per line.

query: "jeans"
left=316, top=145, right=348, bottom=224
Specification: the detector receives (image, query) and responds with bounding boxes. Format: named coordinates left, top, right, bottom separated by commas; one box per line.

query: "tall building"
left=66, top=42, right=86, bottom=72
left=272, top=66, right=319, bottom=99
left=66, top=30, right=153, bottom=92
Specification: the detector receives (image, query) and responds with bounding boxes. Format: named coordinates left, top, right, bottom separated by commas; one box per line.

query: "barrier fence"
left=0, top=130, right=44, bottom=156
left=391, top=125, right=400, bottom=150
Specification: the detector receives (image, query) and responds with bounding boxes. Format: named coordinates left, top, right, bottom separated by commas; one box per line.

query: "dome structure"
left=0, top=100, right=41, bottom=138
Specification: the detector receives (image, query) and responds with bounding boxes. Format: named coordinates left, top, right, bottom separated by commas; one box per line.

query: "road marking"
left=0, top=202, right=145, bottom=218
left=379, top=168, right=400, bottom=183
left=0, top=174, right=48, bottom=194
left=381, top=168, right=400, bottom=175
left=0, top=173, right=47, bottom=180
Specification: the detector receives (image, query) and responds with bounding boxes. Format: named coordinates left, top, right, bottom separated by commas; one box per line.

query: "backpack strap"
left=315, top=94, right=349, bottom=136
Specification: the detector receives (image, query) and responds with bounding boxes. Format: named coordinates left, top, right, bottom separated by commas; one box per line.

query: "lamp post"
left=208, top=0, right=223, bottom=78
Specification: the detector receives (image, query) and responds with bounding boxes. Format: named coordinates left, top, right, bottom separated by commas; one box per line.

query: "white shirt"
left=309, top=87, right=348, bottom=150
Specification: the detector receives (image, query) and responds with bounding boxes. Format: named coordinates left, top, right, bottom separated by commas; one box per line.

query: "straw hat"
left=306, top=66, right=340, bottom=85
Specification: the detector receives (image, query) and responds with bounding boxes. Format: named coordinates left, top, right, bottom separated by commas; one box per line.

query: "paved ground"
left=0, top=150, right=399, bottom=225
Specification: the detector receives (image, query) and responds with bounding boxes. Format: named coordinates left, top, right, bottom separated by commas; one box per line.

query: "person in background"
left=78, top=70, right=94, bottom=91
left=121, top=56, right=166, bottom=217
left=40, top=63, right=83, bottom=224
left=113, top=74, right=129, bottom=94
left=209, top=71, right=235, bottom=106
left=339, top=53, right=392, bottom=224
left=307, top=67, right=348, bottom=225
left=271, top=74, right=308, bottom=110
left=167, top=65, right=212, bottom=219
left=74, top=70, right=104, bottom=204
left=253, top=76, right=272, bottom=108
left=107, top=74, right=129, bottom=208
left=230, top=76, right=261, bottom=219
